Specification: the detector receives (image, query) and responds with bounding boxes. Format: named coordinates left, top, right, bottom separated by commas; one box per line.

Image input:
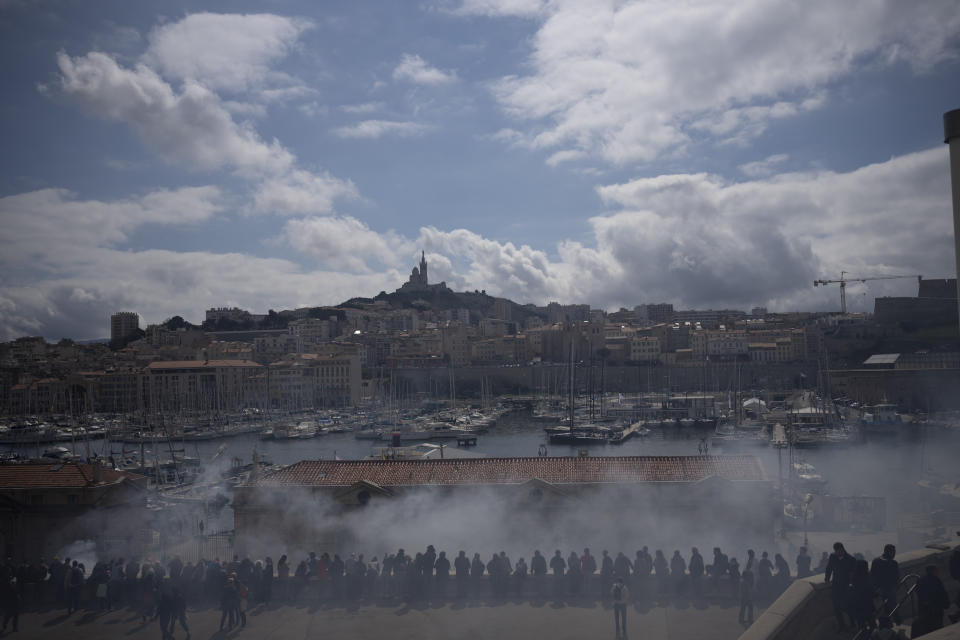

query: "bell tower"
left=419, top=250, right=428, bottom=285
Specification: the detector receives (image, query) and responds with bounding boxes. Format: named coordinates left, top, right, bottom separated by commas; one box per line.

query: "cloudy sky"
left=1, top=0, right=959, bottom=340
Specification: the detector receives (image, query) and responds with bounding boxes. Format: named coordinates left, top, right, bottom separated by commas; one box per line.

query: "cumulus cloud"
left=739, top=154, right=790, bottom=178
left=52, top=48, right=355, bottom=216
left=143, top=12, right=314, bottom=94
left=0, top=187, right=222, bottom=270
left=0, top=189, right=395, bottom=340
left=53, top=51, right=294, bottom=175
left=392, top=53, right=457, bottom=85
left=252, top=169, right=358, bottom=215
left=1, top=147, right=951, bottom=340
left=448, top=0, right=548, bottom=17
left=481, top=0, right=960, bottom=165
left=333, top=119, right=431, bottom=139
left=283, top=216, right=414, bottom=273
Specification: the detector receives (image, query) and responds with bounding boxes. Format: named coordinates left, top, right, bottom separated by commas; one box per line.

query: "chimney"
left=944, top=108, right=960, bottom=335
left=92, top=460, right=103, bottom=484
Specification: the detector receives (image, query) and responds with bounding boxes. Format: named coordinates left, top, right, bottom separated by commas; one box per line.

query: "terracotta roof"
left=0, top=463, right=144, bottom=490
left=255, top=455, right=767, bottom=488
left=146, top=360, right=263, bottom=369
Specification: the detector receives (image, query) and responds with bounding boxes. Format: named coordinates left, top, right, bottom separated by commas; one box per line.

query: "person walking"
left=825, top=542, right=856, bottom=632
left=870, top=544, right=900, bottom=624
left=612, top=577, right=629, bottom=639
left=168, top=585, right=189, bottom=640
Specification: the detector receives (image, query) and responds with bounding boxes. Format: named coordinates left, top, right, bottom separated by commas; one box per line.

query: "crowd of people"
left=0, top=539, right=956, bottom=637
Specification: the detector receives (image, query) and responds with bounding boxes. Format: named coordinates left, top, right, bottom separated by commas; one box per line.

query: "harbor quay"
left=0, top=596, right=754, bottom=640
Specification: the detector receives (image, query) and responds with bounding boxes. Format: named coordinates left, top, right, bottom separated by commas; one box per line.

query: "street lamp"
left=802, top=493, right=814, bottom=548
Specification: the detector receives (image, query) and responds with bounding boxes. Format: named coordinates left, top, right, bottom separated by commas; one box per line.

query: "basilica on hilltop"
left=397, top=251, right=448, bottom=293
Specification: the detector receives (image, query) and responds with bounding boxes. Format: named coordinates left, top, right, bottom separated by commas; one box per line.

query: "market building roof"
left=0, top=462, right=145, bottom=490
left=254, top=455, right=767, bottom=488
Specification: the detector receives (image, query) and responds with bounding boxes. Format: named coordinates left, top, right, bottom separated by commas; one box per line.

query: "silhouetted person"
left=599, top=550, right=613, bottom=600
left=612, top=577, right=629, bottom=639
left=870, top=544, right=899, bottom=623
left=689, top=548, right=704, bottom=597
left=773, top=553, right=791, bottom=593
left=470, top=553, right=484, bottom=597
left=566, top=551, right=581, bottom=597
left=582, top=548, right=597, bottom=596
left=514, top=557, right=527, bottom=596
left=1, top=578, right=20, bottom=634
left=849, top=559, right=875, bottom=633
left=709, top=547, right=728, bottom=589
left=914, top=565, right=949, bottom=635
left=168, top=585, right=189, bottom=639
left=219, top=578, right=237, bottom=631
left=738, top=569, right=754, bottom=624
left=531, top=550, right=547, bottom=597
left=454, top=551, right=469, bottom=598
left=614, top=552, right=633, bottom=583
left=67, top=561, right=83, bottom=615
left=825, top=542, right=856, bottom=631
left=486, top=553, right=501, bottom=598
left=796, top=546, right=811, bottom=578
left=435, top=551, right=450, bottom=599
left=653, top=550, right=668, bottom=595
left=728, top=558, right=741, bottom=599
left=670, top=550, right=686, bottom=595
left=550, top=550, right=565, bottom=597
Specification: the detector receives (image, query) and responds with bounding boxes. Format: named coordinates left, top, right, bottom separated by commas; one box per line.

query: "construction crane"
left=813, top=272, right=922, bottom=314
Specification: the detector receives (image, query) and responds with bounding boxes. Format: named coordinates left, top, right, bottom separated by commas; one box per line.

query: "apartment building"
left=143, top=360, right=266, bottom=412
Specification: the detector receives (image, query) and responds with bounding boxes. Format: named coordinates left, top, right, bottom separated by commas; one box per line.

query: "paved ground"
left=5, top=598, right=760, bottom=640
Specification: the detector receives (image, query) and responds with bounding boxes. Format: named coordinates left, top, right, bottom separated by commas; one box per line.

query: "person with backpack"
left=611, top=577, right=629, bottom=639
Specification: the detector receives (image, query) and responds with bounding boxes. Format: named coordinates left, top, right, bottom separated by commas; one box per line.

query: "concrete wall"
left=738, top=545, right=960, bottom=640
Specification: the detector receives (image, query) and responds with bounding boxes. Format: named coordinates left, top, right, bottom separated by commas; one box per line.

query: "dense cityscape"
left=3, top=2, right=960, bottom=640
